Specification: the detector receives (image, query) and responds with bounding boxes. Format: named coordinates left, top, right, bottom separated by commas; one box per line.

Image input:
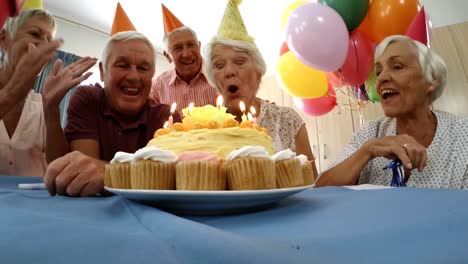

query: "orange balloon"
left=364, top=0, right=419, bottom=43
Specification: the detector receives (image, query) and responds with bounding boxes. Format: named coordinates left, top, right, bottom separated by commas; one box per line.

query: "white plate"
left=105, top=185, right=314, bottom=215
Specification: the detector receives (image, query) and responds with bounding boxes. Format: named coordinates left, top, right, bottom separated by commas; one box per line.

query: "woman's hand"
left=42, top=56, right=97, bottom=108
left=365, top=134, right=428, bottom=171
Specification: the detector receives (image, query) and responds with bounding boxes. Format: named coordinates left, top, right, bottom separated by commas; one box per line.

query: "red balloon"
left=326, top=71, right=345, bottom=88
left=340, top=30, right=374, bottom=87
left=295, top=84, right=337, bottom=116
left=406, top=6, right=431, bottom=46
left=279, top=42, right=289, bottom=56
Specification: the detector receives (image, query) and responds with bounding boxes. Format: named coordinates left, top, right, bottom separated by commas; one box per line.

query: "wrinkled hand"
left=9, top=39, right=62, bottom=95
left=44, top=151, right=106, bottom=197
left=42, top=57, right=97, bottom=108
left=365, top=134, right=427, bottom=171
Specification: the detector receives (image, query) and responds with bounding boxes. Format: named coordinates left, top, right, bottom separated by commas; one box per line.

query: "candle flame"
left=239, top=101, right=246, bottom=113
left=170, top=102, right=177, bottom=114
left=250, top=106, right=256, bottom=116
left=247, top=112, right=253, bottom=121
left=216, top=95, right=223, bottom=108
left=163, top=121, right=169, bottom=128
left=188, top=102, right=194, bottom=115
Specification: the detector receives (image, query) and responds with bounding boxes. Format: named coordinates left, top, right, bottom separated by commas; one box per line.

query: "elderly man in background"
left=150, top=4, right=217, bottom=113
left=44, top=31, right=181, bottom=197
left=316, top=35, right=468, bottom=189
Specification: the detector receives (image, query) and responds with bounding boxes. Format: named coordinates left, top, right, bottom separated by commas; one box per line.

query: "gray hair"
left=0, top=8, right=56, bottom=67
left=203, top=38, right=266, bottom=92
left=100, top=31, right=156, bottom=71
left=375, top=35, right=447, bottom=102
left=162, top=25, right=199, bottom=52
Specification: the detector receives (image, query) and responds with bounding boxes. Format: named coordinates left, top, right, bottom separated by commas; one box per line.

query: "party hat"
left=111, top=2, right=136, bottom=35
left=161, top=4, right=184, bottom=35
left=405, top=6, right=430, bottom=46
left=22, top=0, right=41, bottom=9
left=215, top=0, right=254, bottom=45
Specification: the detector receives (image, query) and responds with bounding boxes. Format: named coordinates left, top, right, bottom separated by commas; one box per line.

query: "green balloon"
left=365, top=67, right=380, bottom=103
left=318, top=0, right=369, bottom=31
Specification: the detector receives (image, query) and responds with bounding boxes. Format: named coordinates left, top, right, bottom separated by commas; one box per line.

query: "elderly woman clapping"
left=203, top=0, right=317, bottom=176
left=0, top=8, right=96, bottom=176
left=316, top=35, right=468, bottom=189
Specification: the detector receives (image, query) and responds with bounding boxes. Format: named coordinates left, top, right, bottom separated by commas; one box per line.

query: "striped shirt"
left=150, top=68, right=218, bottom=113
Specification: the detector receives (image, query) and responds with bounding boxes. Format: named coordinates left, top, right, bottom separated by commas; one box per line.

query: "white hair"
left=100, top=31, right=156, bottom=71
left=0, top=8, right=56, bottom=67
left=203, top=38, right=266, bottom=93
left=162, top=25, right=199, bottom=51
left=375, top=35, right=447, bottom=102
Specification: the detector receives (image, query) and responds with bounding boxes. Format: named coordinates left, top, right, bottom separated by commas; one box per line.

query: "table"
left=1, top=176, right=468, bottom=263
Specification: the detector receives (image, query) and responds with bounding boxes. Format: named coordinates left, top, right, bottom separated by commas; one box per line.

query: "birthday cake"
left=147, top=105, right=275, bottom=158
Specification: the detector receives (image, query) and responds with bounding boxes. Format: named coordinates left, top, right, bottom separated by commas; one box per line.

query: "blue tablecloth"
left=1, top=176, right=468, bottom=264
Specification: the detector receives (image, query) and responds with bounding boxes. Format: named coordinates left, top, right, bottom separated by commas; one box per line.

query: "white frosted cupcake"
left=273, top=149, right=303, bottom=188
left=224, top=146, right=275, bottom=190
left=131, top=146, right=177, bottom=190
left=109, top=152, right=134, bottom=189
left=296, top=154, right=315, bottom=186
left=176, top=151, right=226, bottom=191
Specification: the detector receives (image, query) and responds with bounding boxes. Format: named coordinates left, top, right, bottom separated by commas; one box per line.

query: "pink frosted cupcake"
left=176, top=151, right=226, bottom=191
left=109, top=151, right=134, bottom=189
left=131, top=147, right=177, bottom=190
left=273, top=149, right=303, bottom=188
left=224, top=146, right=275, bottom=190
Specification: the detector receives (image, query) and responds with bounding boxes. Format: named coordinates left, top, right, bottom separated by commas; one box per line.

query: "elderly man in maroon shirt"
left=43, top=31, right=181, bottom=197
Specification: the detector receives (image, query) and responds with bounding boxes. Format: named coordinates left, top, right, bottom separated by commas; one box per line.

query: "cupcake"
left=272, top=149, right=303, bottom=188
left=104, top=164, right=113, bottom=188
left=109, top=152, right=134, bottom=189
left=176, top=151, right=226, bottom=191
left=224, top=146, right=275, bottom=190
left=296, top=154, right=316, bottom=186
left=131, top=147, right=177, bottom=190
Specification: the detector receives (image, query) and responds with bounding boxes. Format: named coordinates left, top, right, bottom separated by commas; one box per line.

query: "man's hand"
left=44, top=151, right=106, bottom=197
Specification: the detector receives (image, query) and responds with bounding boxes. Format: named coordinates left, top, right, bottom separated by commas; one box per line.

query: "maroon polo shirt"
left=64, top=84, right=181, bottom=162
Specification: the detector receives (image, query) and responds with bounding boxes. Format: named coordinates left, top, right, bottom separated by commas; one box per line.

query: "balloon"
left=285, top=3, right=349, bottom=72
left=363, top=0, right=419, bottom=43
left=318, top=0, right=369, bottom=31
left=340, top=30, right=374, bottom=87
left=326, top=71, right=346, bottom=88
left=279, top=41, right=289, bottom=56
left=365, top=67, right=380, bottom=102
left=277, top=51, right=328, bottom=99
left=406, top=6, right=431, bottom=46
left=281, top=0, right=308, bottom=29
left=294, top=85, right=337, bottom=116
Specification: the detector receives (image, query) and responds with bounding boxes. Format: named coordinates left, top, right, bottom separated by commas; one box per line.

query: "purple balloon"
left=285, top=3, right=349, bottom=72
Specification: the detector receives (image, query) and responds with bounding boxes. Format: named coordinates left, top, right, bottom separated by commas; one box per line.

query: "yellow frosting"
left=147, top=127, right=274, bottom=159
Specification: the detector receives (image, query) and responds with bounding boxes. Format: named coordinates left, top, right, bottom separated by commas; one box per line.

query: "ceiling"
left=43, top=0, right=468, bottom=72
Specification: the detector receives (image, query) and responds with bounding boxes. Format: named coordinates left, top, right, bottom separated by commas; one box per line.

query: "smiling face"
left=99, top=39, right=155, bottom=117
left=167, top=30, right=202, bottom=82
left=211, top=44, right=261, bottom=112
left=1, top=14, right=54, bottom=68
left=375, top=40, right=435, bottom=118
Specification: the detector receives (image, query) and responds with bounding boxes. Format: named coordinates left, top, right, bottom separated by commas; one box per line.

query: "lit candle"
left=163, top=121, right=169, bottom=129
left=187, top=102, right=194, bottom=116
left=168, top=102, right=176, bottom=127
left=216, top=95, right=223, bottom=126
left=239, top=101, right=247, bottom=122
left=249, top=106, right=257, bottom=124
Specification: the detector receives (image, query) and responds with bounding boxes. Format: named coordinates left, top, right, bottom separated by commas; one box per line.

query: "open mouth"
left=121, top=87, right=140, bottom=96
left=228, top=85, right=239, bottom=95
left=181, top=60, right=195, bottom=65
left=381, top=89, right=399, bottom=100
